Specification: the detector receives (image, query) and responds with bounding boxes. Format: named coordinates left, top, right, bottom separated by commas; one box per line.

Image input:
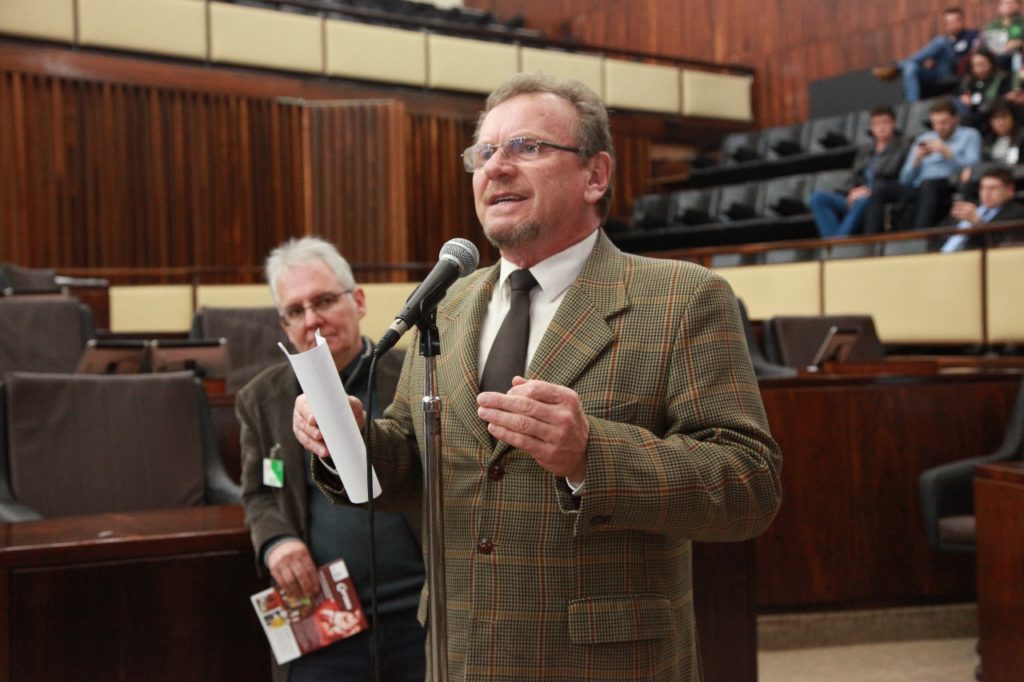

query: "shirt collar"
left=496, top=230, right=599, bottom=303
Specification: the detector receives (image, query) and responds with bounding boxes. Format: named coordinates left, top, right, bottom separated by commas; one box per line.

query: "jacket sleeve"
left=237, top=389, right=301, bottom=568
left=558, top=270, right=783, bottom=542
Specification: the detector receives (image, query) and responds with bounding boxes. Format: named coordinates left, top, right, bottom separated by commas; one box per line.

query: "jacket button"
left=590, top=515, right=611, bottom=528
left=487, top=464, right=505, bottom=481
left=476, top=538, right=494, bottom=554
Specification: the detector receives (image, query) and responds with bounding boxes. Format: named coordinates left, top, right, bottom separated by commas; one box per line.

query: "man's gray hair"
left=476, top=72, right=616, bottom=219
left=264, top=236, right=356, bottom=307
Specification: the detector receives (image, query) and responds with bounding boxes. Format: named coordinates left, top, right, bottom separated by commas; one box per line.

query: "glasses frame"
left=279, top=289, right=353, bottom=328
left=461, top=137, right=582, bottom=173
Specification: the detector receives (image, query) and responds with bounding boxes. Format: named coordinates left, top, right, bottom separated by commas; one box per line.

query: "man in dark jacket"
left=808, top=106, right=910, bottom=237
left=941, top=165, right=1024, bottom=250
left=238, top=236, right=425, bottom=682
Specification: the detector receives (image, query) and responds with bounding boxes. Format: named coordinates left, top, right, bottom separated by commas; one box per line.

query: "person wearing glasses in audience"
left=238, top=236, right=425, bottom=682
left=294, top=73, right=782, bottom=681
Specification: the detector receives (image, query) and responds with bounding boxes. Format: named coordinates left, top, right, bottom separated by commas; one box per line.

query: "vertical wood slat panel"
left=0, top=69, right=315, bottom=282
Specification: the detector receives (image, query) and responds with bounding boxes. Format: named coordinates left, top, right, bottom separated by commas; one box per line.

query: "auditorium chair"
left=0, top=296, right=95, bottom=373
left=803, top=113, right=856, bottom=154
left=762, top=314, right=885, bottom=369
left=631, top=192, right=672, bottom=229
left=667, top=187, right=721, bottom=227
left=149, top=338, right=230, bottom=388
left=719, top=130, right=767, bottom=165
left=895, top=98, right=937, bottom=140
left=0, top=371, right=240, bottom=522
left=763, top=123, right=807, bottom=160
left=737, top=300, right=797, bottom=379
left=812, top=168, right=853, bottom=195
left=0, top=262, right=60, bottom=294
left=918, top=378, right=1024, bottom=552
left=190, top=306, right=291, bottom=392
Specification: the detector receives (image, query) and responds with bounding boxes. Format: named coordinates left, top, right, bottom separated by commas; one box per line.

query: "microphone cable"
left=363, top=350, right=382, bottom=682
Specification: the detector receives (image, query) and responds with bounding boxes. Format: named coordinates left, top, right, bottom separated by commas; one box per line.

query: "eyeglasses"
left=461, top=137, right=581, bottom=173
left=279, top=290, right=352, bottom=327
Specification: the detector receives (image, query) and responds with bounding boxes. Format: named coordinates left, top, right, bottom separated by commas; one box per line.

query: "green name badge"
left=263, top=457, right=284, bottom=488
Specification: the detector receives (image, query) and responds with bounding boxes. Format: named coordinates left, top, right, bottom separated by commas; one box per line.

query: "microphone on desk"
left=374, top=238, right=480, bottom=356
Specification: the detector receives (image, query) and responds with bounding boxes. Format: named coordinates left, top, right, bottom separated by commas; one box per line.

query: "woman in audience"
left=958, top=100, right=1023, bottom=198
left=957, top=48, right=1011, bottom=131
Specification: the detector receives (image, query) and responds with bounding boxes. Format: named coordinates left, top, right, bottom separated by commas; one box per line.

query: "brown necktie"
left=479, top=269, right=538, bottom=394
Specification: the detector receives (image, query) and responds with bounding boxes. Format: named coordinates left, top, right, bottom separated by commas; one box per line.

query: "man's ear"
left=583, top=151, right=613, bottom=205
left=351, top=286, right=367, bottom=320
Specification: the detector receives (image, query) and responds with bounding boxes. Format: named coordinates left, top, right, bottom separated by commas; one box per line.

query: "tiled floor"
left=758, top=637, right=977, bottom=682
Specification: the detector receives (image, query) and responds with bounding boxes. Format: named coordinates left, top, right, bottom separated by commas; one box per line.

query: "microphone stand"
left=418, top=311, right=448, bottom=682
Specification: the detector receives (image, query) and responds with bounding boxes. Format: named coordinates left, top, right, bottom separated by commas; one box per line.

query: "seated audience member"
left=865, top=98, right=982, bottom=232
left=873, top=7, right=978, bottom=101
left=981, top=0, right=1024, bottom=69
left=942, top=165, right=1024, bottom=250
left=959, top=101, right=1023, bottom=194
left=956, top=48, right=1011, bottom=130
left=808, top=106, right=910, bottom=237
left=238, top=236, right=425, bottom=682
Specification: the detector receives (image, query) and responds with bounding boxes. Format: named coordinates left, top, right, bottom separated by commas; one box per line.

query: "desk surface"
left=0, top=504, right=249, bottom=567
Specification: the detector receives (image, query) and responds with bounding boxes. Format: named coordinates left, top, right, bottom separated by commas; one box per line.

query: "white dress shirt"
left=477, top=229, right=599, bottom=494
left=477, top=229, right=599, bottom=375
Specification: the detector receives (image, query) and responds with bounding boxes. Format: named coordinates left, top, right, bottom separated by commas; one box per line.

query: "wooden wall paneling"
left=405, top=112, right=491, bottom=266
left=471, top=0, right=999, bottom=126
left=292, top=100, right=413, bottom=282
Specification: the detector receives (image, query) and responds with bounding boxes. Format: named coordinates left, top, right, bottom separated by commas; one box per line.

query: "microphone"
left=374, top=238, right=479, bottom=355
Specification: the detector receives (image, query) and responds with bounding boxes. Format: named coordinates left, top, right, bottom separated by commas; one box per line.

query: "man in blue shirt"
left=864, top=98, right=982, bottom=232
left=874, top=7, right=979, bottom=101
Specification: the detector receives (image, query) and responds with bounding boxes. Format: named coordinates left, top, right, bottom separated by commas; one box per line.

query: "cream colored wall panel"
left=361, top=282, right=418, bottom=349
left=109, top=285, right=194, bottom=333
left=78, top=0, right=206, bottom=60
left=196, top=284, right=275, bottom=310
left=714, top=262, right=822, bottom=319
left=823, top=252, right=983, bottom=344
left=427, top=34, right=518, bottom=94
left=681, top=69, right=753, bottom=121
left=325, top=20, right=426, bottom=86
left=520, top=48, right=604, bottom=96
left=210, top=3, right=322, bottom=74
left=603, top=59, right=680, bottom=114
left=0, top=0, right=74, bottom=43
left=987, top=247, right=1024, bottom=343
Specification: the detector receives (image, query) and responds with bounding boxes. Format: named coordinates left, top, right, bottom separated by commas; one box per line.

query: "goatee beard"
left=484, top=220, right=542, bottom=250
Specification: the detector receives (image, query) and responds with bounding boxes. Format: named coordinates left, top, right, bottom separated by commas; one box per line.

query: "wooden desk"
left=975, top=462, right=1024, bottom=682
left=0, top=506, right=270, bottom=682
left=758, top=371, right=1021, bottom=612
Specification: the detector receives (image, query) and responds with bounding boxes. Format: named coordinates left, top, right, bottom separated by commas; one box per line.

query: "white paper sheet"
left=279, top=331, right=380, bottom=502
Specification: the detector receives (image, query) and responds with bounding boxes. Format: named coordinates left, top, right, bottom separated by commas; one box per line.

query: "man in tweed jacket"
left=296, top=73, right=783, bottom=681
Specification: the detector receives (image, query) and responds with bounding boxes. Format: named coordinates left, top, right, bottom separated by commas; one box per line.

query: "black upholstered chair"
left=190, top=306, right=292, bottom=392
left=631, top=193, right=672, bottom=229
left=0, top=371, right=239, bottom=522
left=0, top=296, right=95, bottom=373
left=736, top=300, right=797, bottom=379
left=763, top=314, right=885, bottom=369
left=667, top=188, right=720, bottom=227
left=918, top=378, right=1024, bottom=552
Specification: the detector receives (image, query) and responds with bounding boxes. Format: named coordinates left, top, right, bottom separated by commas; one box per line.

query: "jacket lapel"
left=492, top=232, right=629, bottom=460
left=437, top=266, right=498, bottom=450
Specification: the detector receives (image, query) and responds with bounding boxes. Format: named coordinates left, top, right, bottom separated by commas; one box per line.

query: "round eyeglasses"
left=461, top=137, right=581, bottom=173
left=279, top=290, right=353, bottom=327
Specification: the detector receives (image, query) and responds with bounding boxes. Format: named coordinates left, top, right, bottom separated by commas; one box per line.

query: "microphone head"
left=439, top=238, right=480, bottom=277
